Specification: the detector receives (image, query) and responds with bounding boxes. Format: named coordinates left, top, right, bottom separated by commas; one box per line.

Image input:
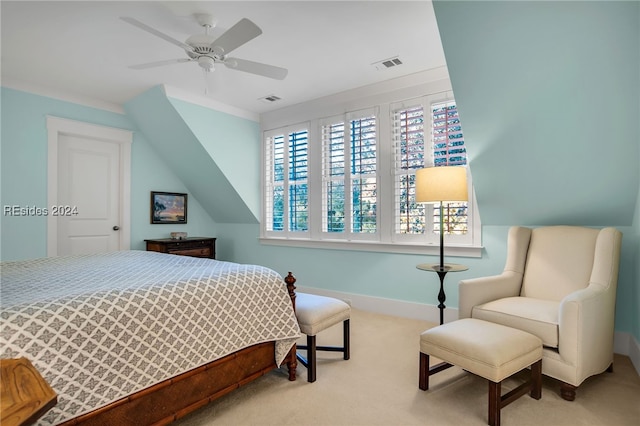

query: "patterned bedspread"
left=0, top=251, right=300, bottom=425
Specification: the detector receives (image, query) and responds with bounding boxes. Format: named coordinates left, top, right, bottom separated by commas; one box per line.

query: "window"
left=264, top=125, right=309, bottom=237
left=394, top=104, right=426, bottom=236
left=262, top=91, right=479, bottom=255
left=321, top=110, right=377, bottom=240
left=431, top=101, right=468, bottom=236
left=392, top=98, right=471, bottom=246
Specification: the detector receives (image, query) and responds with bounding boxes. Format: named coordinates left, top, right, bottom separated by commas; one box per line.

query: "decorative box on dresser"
left=144, top=237, right=216, bottom=259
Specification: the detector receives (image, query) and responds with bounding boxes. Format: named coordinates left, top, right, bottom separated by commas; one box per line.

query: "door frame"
left=47, top=116, right=133, bottom=257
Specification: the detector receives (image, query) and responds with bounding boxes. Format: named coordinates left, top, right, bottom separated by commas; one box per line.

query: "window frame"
left=391, top=94, right=474, bottom=247
left=260, top=91, right=482, bottom=258
left=263, top=123, right=311, bottom=239
left=319, top=108, right=379, bottom=242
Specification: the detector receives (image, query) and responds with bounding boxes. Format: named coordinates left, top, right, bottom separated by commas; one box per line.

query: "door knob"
left=113, top=226, right=120, bottom=231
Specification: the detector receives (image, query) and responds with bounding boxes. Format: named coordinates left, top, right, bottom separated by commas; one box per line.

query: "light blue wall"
left=2, top=84, right=637, bottom=338
left=0, top=87, right=217, bottom=260
left=128, top=130, right=220, bottom=250
left=433, top=0, right=639, bottom=227
left=1, top=85, right=485, bottom=319
left=168, top=98, right=262, bottom=219
left=124, top=87, right=257, bottom=224
left=216, top=224, right=489, bottom=308
left=217, top=223, right=636, bottom=337
left=634, top=153, right=640, bottom=341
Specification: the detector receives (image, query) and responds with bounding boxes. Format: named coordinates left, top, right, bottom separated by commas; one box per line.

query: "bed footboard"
left=57, top=272, right=299, bottom=425
left=284, top=271, right=298, bottom=381
left=59, top=342, right=277, bottom=426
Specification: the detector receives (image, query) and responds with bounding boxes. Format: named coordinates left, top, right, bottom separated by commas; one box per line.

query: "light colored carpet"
left=175, top=308, right=640, bottom=426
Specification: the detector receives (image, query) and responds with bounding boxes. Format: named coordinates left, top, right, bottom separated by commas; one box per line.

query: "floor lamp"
left=415, top=165, right=468, bottom=267
left=415, top=165, right=468, bottom=324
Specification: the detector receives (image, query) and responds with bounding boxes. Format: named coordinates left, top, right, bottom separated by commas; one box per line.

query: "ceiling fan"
left=121, top=13, right=287, bottom=80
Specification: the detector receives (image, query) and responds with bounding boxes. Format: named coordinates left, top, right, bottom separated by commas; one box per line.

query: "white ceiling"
left=1, top=1, right=446, bottom=114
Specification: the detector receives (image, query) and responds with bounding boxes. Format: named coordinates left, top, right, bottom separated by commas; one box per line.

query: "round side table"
left=417, top=263, right=468, bottom=325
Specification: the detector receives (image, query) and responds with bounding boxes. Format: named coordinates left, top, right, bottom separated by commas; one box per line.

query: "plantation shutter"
left=321, top=118, right=346, bottom=233
left=392, top=98, right=470, bottom=241
left=431, top=101, right=468, bottom=234
left=288, top=130, right=309, bottom=232
left=321, top=110, right=377, bottom=239
left=265, top=133, right=285, bottom=232
left=393, top=104, right=427, bottom=236
left=349, top=112, right=377, bottom=235
left=262, top=93, right=477, bottom=250
left=432, top=101, right=466, bottom=166
left=264, top=126, right=309, bottom=236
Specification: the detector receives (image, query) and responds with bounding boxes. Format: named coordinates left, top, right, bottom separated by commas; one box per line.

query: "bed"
left=0, top=250, right=300, bottom=425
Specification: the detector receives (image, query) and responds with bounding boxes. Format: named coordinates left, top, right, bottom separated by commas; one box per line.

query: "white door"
left=57, top=135, right=121, bottom=255
left=47, top=116, right=132, bottom=257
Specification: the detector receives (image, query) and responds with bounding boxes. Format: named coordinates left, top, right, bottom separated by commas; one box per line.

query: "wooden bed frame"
left=58, top=272, right=299, bottom=426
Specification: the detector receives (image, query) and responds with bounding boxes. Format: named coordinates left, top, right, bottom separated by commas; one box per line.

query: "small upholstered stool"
left=295, top=292, right=351, bottom=382
left=419, top=318, right=542, bottom=426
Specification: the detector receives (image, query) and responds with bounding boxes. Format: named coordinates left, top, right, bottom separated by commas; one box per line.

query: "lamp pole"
left=415, top=166, right=469, bottom=325
left=439, top=202, right=444, bottom=269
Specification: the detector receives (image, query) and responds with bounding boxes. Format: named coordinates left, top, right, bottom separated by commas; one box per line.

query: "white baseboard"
left=628, top=333, right=640, bottom=375
left=297, top=286, right=640, bottom=377
left=296, top=285, right=457, bottom=325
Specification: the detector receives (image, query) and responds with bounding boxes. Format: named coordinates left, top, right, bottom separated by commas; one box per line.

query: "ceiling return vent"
left=258, top=94, right=282, bottom=103
left=372, top=56, right=403, bottom=71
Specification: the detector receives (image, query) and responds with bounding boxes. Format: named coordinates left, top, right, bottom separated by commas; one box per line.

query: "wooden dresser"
left=144, top=237, right=216, bottom=259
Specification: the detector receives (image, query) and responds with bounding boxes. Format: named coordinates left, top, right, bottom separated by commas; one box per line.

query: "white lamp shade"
left=415, top=166, right=468, bottom=203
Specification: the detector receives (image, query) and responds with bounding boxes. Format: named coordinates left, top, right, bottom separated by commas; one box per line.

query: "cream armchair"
left=459, top=226, right=622, bottom=401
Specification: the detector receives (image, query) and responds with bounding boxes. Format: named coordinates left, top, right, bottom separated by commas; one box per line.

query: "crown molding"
left=162, top=84, right=260, bottom=122
left=1, top=79, right=125, bottom=114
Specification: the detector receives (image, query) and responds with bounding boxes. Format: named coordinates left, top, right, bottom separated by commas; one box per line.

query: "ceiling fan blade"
left=121, top=17, right=194, bottom=52
left=129, top=58, right=193, bottom=70
left=224, top=58, right=288, bottom=80
left=211, top=18, right=262, bottom=55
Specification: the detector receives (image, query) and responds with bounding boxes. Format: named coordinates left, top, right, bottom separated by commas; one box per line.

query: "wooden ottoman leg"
left=488, top=380, right=501, bottom=426
left=343, top=319, right=350, bottom=360
left=307, top=335, right=317, bottom=383
left=530, top=359, right=542, bottom=400
left=419, top=353, right=430, bottom=390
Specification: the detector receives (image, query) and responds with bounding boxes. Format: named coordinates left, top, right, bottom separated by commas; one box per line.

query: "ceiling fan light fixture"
left=198, top=56, right=215, bottom=71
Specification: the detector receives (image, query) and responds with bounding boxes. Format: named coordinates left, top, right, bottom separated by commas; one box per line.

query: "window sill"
left=258, top=237, right=483, bottom=258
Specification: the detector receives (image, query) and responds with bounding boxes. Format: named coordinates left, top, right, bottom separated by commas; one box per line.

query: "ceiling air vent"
left=372, top=56, right=403, bottom=71
left=259, top=94, right=282, bottom=103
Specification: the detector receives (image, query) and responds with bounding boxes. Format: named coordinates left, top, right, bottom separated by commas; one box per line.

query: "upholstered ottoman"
left=295, top=293, right=351, bottom=382
left=419, top=318, right=542, bottom=426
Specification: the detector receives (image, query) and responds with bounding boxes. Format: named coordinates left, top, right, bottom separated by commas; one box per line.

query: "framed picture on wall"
left=151, top=191, right=188, bottom=224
